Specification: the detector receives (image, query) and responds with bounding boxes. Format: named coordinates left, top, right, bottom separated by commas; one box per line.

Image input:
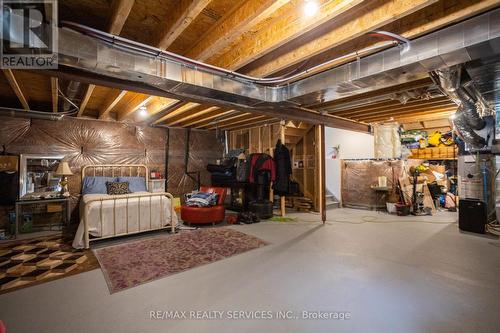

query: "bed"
left=72, top=164, right=177, bottom=249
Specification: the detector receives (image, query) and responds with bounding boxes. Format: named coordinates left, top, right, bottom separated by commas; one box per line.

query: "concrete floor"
left=1, top=208, right=499, bottom=333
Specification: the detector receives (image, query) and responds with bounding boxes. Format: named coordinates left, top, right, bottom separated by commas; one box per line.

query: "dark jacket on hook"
left=273, top=140, right=292, bottom=195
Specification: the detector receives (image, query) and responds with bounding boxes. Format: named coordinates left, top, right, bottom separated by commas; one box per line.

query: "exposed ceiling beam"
left=167, top=106, right=221, bottom=126
left=156, top=0, right=212, bottom=50
left=2, top=69, right=29, bottom=110
left=244, top=0, right=438, bottom=77
left=355, top=104, right=458, bottom=120
left=337, top=100, right=456, bottom=118
left=259, top=0, right=499, bottom=80
left=208, top=0, right=365, bottom=70
left=117, top=94, right=153, bottom=121
left=153, top=102, right=201, bottom=124
left=147, top=100, right=187, bottom=124
left=224, top=118, right=277, bottom=131
left=77, top=84, right=95, bottom=117
left=145, top=97, right=180, bottom=116
left=50, top=77, right=58, bottom=112
left=313, top=78, right=434, bottom=109
left=373, top=111, right=456, bottom=124
left=185, top=0, right=289, bottom=61
left=108, top=0, right=135, bottom=35
left=332, top=97, right=451, bottom=116
left=182, top=109, right=236, bottom=127
left=351, top=105, right=457, bottom=121
left=99, top=90, right=127, bottom=119
left=161, top=104, right=212, bottom=125
left=199, top=112, right=251, bottom=129
left=359, top=107, right=457, bottom=123
left=207, top=115, right=271, bottom=129
left=90, top=0, right=135, bottom=119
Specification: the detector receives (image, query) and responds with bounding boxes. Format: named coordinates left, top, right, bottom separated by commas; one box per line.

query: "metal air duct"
left=430, top=65, right=490, bottom=149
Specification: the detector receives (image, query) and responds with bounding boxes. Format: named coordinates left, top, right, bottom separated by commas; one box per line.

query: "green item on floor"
left=270, top=216, right=296, bottom=222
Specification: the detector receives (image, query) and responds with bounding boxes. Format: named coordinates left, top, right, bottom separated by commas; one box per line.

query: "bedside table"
left=148, top=179, right=166, bottom=193
left=15, top=197, right=71, bottom=238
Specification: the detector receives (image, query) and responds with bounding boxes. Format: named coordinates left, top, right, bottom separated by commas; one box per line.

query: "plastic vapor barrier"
left=0, top=116, right=223, bottom=224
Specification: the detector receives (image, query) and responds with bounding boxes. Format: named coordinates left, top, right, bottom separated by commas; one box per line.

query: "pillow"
left=117, top=176, right=147, bottom=192
left=106, top=181, right=130, bottom=195
left=82, top=177, right=117, bottom=195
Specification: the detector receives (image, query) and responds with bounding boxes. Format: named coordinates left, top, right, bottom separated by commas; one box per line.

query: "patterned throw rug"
left=94, top=227, right=268, bottom=293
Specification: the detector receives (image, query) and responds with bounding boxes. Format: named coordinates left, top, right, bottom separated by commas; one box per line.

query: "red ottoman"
left=181, top=186, right=226, bottom=226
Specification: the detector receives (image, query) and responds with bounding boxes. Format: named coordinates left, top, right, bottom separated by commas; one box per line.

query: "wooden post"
left=280, top=122, right=286, bottom=217
left=268, top=126, right=274, bottom=202
left=317, top=124, right=326, bottom=223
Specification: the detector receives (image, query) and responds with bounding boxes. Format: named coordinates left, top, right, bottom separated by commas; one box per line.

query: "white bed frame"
left=81, top=164, right=175, bottom=248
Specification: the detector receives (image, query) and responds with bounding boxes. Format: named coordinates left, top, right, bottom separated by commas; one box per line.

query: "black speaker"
left=458, top=199, right=487, bottom=234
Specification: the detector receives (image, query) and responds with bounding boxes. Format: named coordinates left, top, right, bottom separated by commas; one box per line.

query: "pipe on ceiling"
left=0, top=87, right=79, bottom=120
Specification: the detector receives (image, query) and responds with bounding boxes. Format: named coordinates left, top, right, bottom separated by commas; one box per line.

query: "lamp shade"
left=55, top=161, right=73, bottom=176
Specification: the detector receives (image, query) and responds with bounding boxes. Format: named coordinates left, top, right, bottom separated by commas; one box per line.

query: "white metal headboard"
left=81, top=164, right=149, bottom=190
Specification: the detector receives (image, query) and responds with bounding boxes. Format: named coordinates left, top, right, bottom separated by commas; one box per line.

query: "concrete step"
left=326, top=200, right=340, bottom=209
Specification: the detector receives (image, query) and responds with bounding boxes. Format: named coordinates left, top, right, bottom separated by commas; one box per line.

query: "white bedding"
left=73, top=192, right=178, bottom=248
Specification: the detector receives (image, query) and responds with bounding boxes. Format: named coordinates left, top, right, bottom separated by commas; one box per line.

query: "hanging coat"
left=273, top=140, right=292, bottom=195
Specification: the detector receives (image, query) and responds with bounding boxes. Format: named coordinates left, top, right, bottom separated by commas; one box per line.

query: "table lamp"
left=55, top=161, right=73, bottom=197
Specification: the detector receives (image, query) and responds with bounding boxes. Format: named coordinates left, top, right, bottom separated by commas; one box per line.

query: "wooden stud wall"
left=228, top=122, right=320, bottom=212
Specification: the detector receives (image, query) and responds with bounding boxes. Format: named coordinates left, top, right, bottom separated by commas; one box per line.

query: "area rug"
left=93, top=227, right=268, bottom=293
left=0, top=235, right=98, bottom=295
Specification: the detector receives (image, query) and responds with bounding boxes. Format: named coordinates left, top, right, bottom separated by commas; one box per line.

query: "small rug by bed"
left=93, top=227, right=268, bottom=293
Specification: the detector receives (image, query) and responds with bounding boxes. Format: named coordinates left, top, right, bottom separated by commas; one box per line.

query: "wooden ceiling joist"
left=376, top=111, right=456, bottom=124
left=153, top=102, right=201, bottom=124
left=207, top=114, right=271, bottom=129
left=108, top=0, right=135, bottom=35
left=360, top=108, right=457, bottom=123
left=313, top=78, right=434, bottom=110
left=167, top=106, right=221, bottom=126
left=340, top=101, right=456, bottom=119
left=331, top=96, right=450, bottom=116
left=355, top=103, right=457, bottom=119
left=182, top=109, right=236, bottom=127
left=357, top=103, right=457, bottom=119
left=117, top=94, right=153, bottom=121
left=76, top=0, right=134, bottom=119
left=2, top=69, right=29, bottom=110
left=224, top=118, right=276, bottom=131
left=200, top=112, right=251, bottom=129
left=50, top=77, right=58, bottom=113
left=185, top=0, right=290, bottom=61
left=269, top=0, right=498, bottom=83
left=156, top=0, right=212, bottom=50
left=77, top=84, right=95, bottom=117
left=208, top=0, right=365, bottom=70
left=99, top=90, right=128, bottom=119
left=244, top=0, right=437, bottom=77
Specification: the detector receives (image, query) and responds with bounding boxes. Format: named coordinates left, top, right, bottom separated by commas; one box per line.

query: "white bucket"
left=386, top=202, right=397, bottom=214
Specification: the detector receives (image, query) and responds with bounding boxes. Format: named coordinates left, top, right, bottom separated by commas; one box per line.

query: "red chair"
left=181, top=186, right=227, bottom=226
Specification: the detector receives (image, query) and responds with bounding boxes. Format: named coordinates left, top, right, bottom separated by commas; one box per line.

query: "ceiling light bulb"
left=139, top=106, right=148, bottom=117
left=304, top=1, right=318, bottom=17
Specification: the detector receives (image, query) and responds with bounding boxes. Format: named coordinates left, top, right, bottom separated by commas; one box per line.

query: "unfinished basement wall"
left=325, top=127, right=374, bottom=202
left=0, top=116, right=222, bottom=225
